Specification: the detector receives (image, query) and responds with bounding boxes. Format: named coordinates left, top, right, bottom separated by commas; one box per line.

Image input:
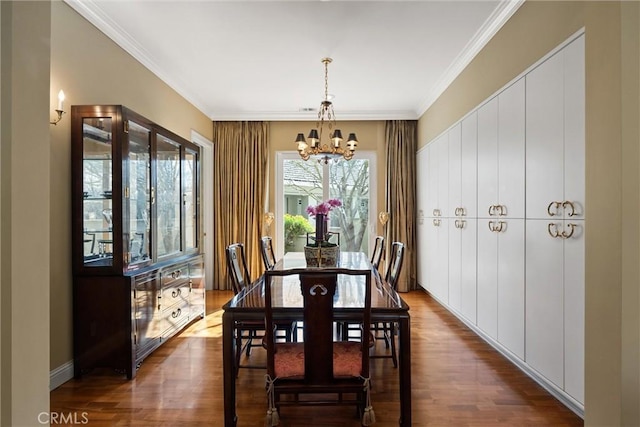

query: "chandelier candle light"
left=304, top=198, right=341, bottom=267
left=295, top=58, right=358, bottom=164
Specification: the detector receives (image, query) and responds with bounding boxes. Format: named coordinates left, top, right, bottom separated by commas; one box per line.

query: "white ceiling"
left=65, top=0, right=523, bottom=121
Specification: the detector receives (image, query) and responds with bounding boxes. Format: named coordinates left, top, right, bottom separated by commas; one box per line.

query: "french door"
left=275, top=152, right=377, bottom=259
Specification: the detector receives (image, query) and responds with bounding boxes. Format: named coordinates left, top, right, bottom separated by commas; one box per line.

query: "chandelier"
left=295, top=58, right=358, bottom=164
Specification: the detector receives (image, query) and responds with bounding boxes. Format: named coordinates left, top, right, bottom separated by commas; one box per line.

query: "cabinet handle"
left=488, top=221, right=495, bottom=232
left=157, top=294, right=162, bottom=310
left=488, top=205, right=495, bottom=216
left=547, top=201, right=561, bottom=217
left=498, top=205, right=507, bottom=216
left=455, top=219, right=466, bottom=229
left=562, top=223, right=577, bottom=239
left=563, top=201, right=577, bottom=217
left=151, top=187, right=156, bottom=205
left=547, top=223, right=561, bottom=238
left=460, top=207, right=466, bottom=217
left=172, top=308, right=182, bottom=319
left=432, top=219, right=441, bottom=227
left=496, top=221, right=506, bottom=232
left=171, top=288, right=182, bottom=298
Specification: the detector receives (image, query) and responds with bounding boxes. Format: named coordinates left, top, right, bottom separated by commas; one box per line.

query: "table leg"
left=223, top=311, right=237, bottom=427
left=398, top=316, right=412, bottom=426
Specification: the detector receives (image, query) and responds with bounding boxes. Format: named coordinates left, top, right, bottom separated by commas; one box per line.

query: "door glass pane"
left=329, top=159, right=370, bottom=254
left=82, top=117, right=113, bottom=267
left=184, top=149, right=197, bottom=250
left=127, top=120, right=151, bottom=266
left=282, top=158, right=371, bottom=255
left=156, top=135, right=182, bottom=258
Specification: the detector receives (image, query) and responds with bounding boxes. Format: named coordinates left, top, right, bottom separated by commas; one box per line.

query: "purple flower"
left=306, top=199, right=342, bottom=218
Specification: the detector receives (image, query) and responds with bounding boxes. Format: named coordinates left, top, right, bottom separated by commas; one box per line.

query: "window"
left=275, top=152, right=377, bottom=258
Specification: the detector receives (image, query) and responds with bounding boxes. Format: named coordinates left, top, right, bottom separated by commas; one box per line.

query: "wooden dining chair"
left=370, top=241, right=405, bottom=368
left=370, top=235, right=385, bottom=270
left=225, top=243, right=265, bottom=376
left=263, top=269, right=375, bottom=426
left=260, top=236, right=277, bottom=270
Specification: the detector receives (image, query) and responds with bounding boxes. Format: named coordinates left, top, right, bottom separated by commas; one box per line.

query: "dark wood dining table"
left=221, top=251, right=412, bottom=426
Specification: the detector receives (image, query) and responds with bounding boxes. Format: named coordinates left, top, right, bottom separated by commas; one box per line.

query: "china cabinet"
left=71, top=105, right=204, bottom=379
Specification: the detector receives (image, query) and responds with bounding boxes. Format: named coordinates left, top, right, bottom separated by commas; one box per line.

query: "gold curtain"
left=385, top=120, right=418, bottom=292
left=212, top=121, right=269, bottom=290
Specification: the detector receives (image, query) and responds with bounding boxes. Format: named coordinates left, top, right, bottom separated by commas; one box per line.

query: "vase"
left=315, top=213, right=326, bottom=243
left=304, top=244, right=340, bottom=268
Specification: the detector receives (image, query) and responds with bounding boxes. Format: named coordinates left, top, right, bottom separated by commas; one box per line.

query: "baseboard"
left=423, top=289, right=585, bottom=419
left=50, top=360, right=74, bottom=391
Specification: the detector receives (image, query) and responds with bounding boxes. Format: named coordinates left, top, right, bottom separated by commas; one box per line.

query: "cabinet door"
left=497, top=219, right=525, bottom=359
left=184, top=147, right=199, bottom=251
left=429, top=218, right=449, bottom=302
left=125, top=120, right=152, bottom=268
left=426, top=142, right=438, bottom=218
left=564, top=35, right=586, bottom=219
left=526, top=219, right=564, bottom=387
left=134, top=272, right=162, bottom=361
left=564, top=219, right=585, bottom=403
left=416, top=148, right=429, bottom=289
left=156, top=134, right=183, bottom=258
left=498, top=78, right=525, bottom=219
left=436, top=136, right=449, bottom=218
left=189, top=258, right=206, bottom=320
left=526, top=51, right=564, bottom=220
left=477, top=97, right=498, bottom=219
left=460, top=112, right=478, bottom=218
left=459, top=218, right=477, bottom=324
left=448, top=219, right=461, bottom=312
left=477, top=218, right=498, bottom=339
left=448, top=123, right=462, bottom=218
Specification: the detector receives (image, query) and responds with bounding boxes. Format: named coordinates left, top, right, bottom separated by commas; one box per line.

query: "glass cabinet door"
left=184, top=148, right=198, bottom=251
left=82, top=117, right=114, bottom=267
left=156, top=134, right=182, bottom=258
left=127, top=120, right=152, bottom=267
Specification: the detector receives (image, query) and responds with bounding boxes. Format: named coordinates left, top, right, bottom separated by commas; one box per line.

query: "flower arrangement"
left=305, top=198, right=342, bottom=218
left=306, top=198, right=341, bottom=247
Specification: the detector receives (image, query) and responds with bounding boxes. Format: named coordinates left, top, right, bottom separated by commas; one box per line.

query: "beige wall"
left=267, top=120, right=387, bottom=251
left=418, top=1, right=640, bottom=425
left=49, top=1, right=212, bottom=371
left=1, top=1, right=52, bottom=425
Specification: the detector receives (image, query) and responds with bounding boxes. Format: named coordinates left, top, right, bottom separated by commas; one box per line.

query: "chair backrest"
left=385, top=241, right=405, bottom=290
left=264, top=269, right=371, bottom=383
left=225, top=243, right=251, bottom=295
left=260, top=236, right=276, bottom=270
left=370, top=235, right=385, bottom=269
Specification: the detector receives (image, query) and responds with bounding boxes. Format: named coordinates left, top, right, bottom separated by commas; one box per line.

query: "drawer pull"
left=171, top=288, right=182, bottom=298
left=172, top=308, right=182, bottom=319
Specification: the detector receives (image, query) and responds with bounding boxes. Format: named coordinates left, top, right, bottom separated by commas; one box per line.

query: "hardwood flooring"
left=50, top=290, right=583, bottom=426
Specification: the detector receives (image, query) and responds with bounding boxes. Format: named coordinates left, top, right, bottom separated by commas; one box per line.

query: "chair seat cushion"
left=274, top=342, right=363, bottom=378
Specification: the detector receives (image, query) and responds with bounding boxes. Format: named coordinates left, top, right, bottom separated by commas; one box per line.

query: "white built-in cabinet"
left=525, top=34, right=585, bottom=404
left=417, top=33, right=585, bottom=411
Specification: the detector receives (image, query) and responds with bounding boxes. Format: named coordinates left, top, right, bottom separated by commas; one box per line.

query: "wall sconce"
left=50, top=90, right=66, bottom=125
left=264, top=212, right=275, bottom=235
left=378, top=211, right=390, bottom=227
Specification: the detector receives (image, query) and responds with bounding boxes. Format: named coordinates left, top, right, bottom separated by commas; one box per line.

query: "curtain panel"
left=212, top=121, right=269, bottom=290
left=385, top=120, right=418, bottom=292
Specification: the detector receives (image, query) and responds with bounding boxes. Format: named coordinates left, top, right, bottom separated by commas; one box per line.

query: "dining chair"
left=263, top=269, right=375, bottom=426
left=225, top=243, right=265, bottom=376
left=260, top=236, right=276, bottom=270
left=370, top=241, right=405, bottom=368
left=226, top=242, right=297, bottom=377
left=370, top=235, right=385, bottom=270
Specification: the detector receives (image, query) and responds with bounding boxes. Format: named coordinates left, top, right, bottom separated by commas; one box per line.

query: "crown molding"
left=209, top=109, right=418, bottom=122
left=415, top=0, right=525, bottom=118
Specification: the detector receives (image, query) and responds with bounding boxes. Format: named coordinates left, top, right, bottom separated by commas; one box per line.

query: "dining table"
left=221, top=251, right=412, bottom=426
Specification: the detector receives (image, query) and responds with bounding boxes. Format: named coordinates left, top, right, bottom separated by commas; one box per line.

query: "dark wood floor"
left=50, top=290, right=583, bottom=426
